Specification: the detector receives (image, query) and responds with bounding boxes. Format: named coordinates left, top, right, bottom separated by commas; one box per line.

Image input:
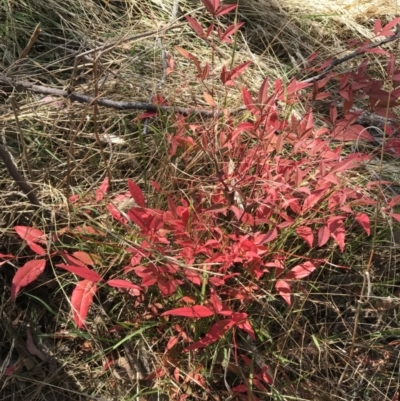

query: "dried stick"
left=0, top=144, right=40, bottom=206
left=13, top=23, right=42, bottom=72
left=0, top=75, right=232, bottom=117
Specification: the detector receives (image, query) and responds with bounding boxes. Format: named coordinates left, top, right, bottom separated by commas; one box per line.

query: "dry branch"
left=0, top=144, right=40, bottom=206
left=0, top=75, right=228, bottom=117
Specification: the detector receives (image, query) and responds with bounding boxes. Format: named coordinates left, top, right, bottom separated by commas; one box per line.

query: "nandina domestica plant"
left=6, top=1, right=400, bottom=399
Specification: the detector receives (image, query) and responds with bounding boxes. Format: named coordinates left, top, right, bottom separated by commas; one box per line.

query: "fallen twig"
left=0, top=144, right=40, bottom=206
left=0, top=74, right=233, bottom=117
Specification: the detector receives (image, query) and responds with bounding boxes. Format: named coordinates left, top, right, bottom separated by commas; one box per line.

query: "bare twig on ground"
left=0, top=74, right=234, bottom=117
left=0, top=144, right=40, bottom=206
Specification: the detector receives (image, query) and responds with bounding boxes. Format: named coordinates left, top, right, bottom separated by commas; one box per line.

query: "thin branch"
left=0, top=144, right=41, bottom=206
left=0, top=74, right=234, bottom=117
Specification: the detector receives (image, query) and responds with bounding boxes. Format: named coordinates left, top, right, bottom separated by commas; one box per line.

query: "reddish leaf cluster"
left=6, top=4, right=400, bottom=397
left=9, top=221, right=144, bottom=328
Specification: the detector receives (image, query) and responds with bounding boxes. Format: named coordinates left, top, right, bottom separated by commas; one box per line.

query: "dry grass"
left=1, top=0, right=400, bottom=400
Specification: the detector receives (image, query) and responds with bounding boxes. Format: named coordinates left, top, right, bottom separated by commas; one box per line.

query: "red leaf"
left=11, top=259, right=46, bottom=302
left=380, top=17, right=400, bottom=36
left=374, top=19, right=382, bottom=35
left=256, top=227, right=278, bottom=244
left=390, top=213, right=400, bottom=223
left=107, top=203, right=127, bottom=225
left=220, top=65, right=230, bottom=86
left=241, top=354, right=252, bottom=367
left=329, top=153, right=370, bottom=175
left=205, top=23, right=214, bottom=40
left=14, top=226, right=46, bottom=243
left=185, top=16, right=205, bottom=38
left=389, top=194, right=400, bottom=208
left=69, top=194, right=80, bottom=203
left=103, top=356, right=114, bottom=371
left=355, top=213, right=370, bottom=236
left=95, top=177, right=109, bottom=201
left=318, top=225, right=330, bottom=247
left=165, top=336, right=179, bottom=352
left=296, top=226, right=314, bottom=247
left=236, top=319, right=256, bottom=340
left=215, top=4, right=237, bottom=17
left=107, top=279, right=143, bottom=296
left=387, top=54, right=395, bottom=79
left=203, top=92, right=216, bottom=107
left=284, top=261, right=317, bottom=280
left=330, top=105, right=338, bottom=125
left=127, top=208, right=146, bottom=229
left=229, top=61, right=252, bottom=81
left=71, top=280, right=97, bottom=328
left=27, top=241, right=46, bottom=256
left=260, top=366, right=273, bottom=384
left=201, top=62, right=210, bottom=80
left=0, top=253, right=14, bottom=259
left=220, top=22, right=244, bottom=42
left=137, top=111, right=158, bottom=120
left=174, top=46, right=192, bottom=59
left=128, top=179, right=146, bottom=207
left=158, top=278, right=179, bottom=296
left=151, top=180, right=161, bottom=191
left=0, top=253, right=14, bottom=266
left=4, top=366, right=15, bottom=376
left=180, top=296, right=196, bottom=304
left=241, top=86, right=258, bottom=113
left=202, top=0, right=219, bottom=15
left=232, top=384, right=247, bottom=393
left=60, top=252, right=87, bottom=267
left=284, top=79, right=311, bottom=96
left=184, top=318, right=236, bottom=351
left=210, top=289, right=232, bottom=316
left=328, top=218, right=345, bottom=252
left=275, top=280, right=291, bottom=305
left=72, top=251, right=98, bottom=266
left=258, top=76, right=269, bottom=105
left=56, top=264, right=102, bottom=282
left=161, top=305, right=214, bottom=318
left=332, top=124, right=375, bottom=142
left=184, top=270, right=202, bottom=286
left=302, top=192, right=324, bottom=213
